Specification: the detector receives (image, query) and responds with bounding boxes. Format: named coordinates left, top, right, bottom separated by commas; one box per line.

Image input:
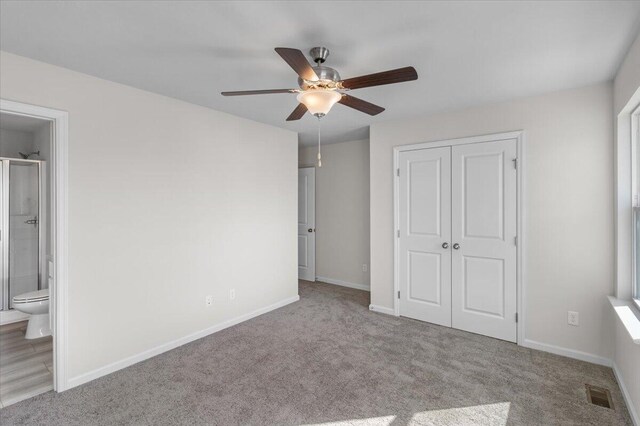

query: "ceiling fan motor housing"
left=298, top=47, right=341, bottom=90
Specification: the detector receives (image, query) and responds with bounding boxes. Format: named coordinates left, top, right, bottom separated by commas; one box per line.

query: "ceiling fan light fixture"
left=296, top=89, right=342, bottom=116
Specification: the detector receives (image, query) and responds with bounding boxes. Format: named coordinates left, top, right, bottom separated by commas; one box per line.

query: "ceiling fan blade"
left=286, top=103, right=308, bottom=121
left=221, top=88, right=297, bottom=96
left=275, top=48, right=319, bottom=81
left=340, top=66, right=418, bottom=90
left=338, top=95, right=385, bottom=116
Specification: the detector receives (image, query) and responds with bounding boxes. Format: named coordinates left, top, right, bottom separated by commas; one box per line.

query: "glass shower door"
left=0, top=161, right=4, bottom=310
left=8, top=161, right=40, bottom=307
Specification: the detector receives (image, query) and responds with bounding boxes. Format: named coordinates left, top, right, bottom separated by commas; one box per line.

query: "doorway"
left=394, top=132, right=523, bottom=343
left=0, top=99, right=69, bottom=394
left=298, top=167, right=315, bottom=281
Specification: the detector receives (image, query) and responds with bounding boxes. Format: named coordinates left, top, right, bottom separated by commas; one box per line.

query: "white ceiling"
left=1, top=1, right=639, bottom=146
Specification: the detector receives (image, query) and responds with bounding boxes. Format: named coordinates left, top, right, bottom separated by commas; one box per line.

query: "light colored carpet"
left=0, top=280, right=631, bottom=425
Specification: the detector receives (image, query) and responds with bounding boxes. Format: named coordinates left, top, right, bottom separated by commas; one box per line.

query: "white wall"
left=0, top=128, right=34, bottom=158
left=613, top=29, right=640, bottom=424
left=0, top=51, right=298, bottom=383
left=299, top=139, right=370, bottom=289
left=370, top=82, right=614, bottom=361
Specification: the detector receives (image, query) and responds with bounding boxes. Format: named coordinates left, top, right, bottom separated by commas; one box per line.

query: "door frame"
left=0, top=99, right=69, bottom=391
left=393, top=130, right=526, bottom=345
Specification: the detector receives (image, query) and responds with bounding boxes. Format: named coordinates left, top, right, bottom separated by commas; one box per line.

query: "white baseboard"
left=613, top=362, right=639, bottom=426
left=66, top=295, right=300, bottom=390
left=522, top=339, right=612, bottom=367
left=369, top=304, right=397, bottom=316
left=316, top=276, right=370, bottom=292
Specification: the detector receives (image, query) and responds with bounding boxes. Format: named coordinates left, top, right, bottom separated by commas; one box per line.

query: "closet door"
left=451, top=139, right=517, bottom=342
left=398, top=147, right=452, bottom=326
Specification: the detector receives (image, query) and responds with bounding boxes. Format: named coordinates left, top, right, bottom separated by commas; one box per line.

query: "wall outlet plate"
left=362, top=264, right=368, bottom=272
left=206, top=295, right=213, bottom=307
left=568, top=311, right=579, bottom=326
left=230, top=289, right=236, bottom=300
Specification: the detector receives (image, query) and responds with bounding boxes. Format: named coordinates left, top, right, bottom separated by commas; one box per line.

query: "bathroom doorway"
left=0, top=100, right=68, bottom=401
left=0, top=113, right=53, bottom=406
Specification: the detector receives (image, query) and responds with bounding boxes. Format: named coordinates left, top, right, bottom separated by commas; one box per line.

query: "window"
left=632, top=105, right=640, bottom=307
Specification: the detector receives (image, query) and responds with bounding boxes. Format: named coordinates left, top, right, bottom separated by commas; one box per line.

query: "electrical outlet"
left=362, top=264, right=368, bottom=272
left=568, top=311, right=579, bottom=326
left=205, top=295, right=213, bottom=307
left=230, top=289, right=236, bottom=300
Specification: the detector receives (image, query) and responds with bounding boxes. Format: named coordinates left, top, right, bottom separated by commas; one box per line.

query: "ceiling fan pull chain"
left=317, top=116, right=322, bottom=168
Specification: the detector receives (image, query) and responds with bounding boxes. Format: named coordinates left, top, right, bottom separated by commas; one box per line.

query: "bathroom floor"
left=0, top=320, right=52, bottom=408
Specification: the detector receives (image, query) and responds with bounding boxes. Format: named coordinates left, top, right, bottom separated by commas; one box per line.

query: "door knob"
left=442, top=242, right=449, bottom=249
left=308, top=228, right=313, bottom=233
left=453, top=243, right=460, bottom=250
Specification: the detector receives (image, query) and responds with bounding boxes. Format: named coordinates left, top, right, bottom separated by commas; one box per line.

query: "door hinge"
left=513, top=158, right=518, bottom=169
left=398, top=291, right=400, bottom=299
left=396, top=168, right=400, bottom=177
left=514, top=236, right=518, bottom=246
left=397, top=229, right=400, bottom=238
left=515, top=313, right=518, bottom=323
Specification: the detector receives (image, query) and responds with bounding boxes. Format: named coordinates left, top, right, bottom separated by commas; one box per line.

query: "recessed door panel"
left=463, top=256, right=504, bottom=317
left=452, top=139, right=517, bottom=342
left=298, top=235, right=308, bottom=268
left=399, top=147, right=451, bottom=326
left=409, top=159, right=441, bottom=236
left=463, top=153, right=504, bottom=240
left=408, top=251, right=441, bottom=304
left=298, top=174, right=308, bottom=225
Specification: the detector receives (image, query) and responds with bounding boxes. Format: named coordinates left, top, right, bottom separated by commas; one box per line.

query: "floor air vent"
left=585, top=384, right=614, bottom=409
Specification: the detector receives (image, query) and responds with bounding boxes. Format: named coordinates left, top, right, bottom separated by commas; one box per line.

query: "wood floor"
left=0, top=320, right=52, bottom=408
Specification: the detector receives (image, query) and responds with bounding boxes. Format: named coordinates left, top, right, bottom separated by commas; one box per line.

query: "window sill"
left=608, top=296, right=640, bottom=344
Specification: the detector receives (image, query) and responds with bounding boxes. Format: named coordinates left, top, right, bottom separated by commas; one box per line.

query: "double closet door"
left=398, top=138, right=517, bottom=342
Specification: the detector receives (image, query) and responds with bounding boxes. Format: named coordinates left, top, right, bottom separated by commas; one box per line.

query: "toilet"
left=12, top=289, right=50, bottom=339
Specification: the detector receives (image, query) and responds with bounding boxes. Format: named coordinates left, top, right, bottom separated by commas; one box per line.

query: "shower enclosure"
left=0, top=157, right=45, bottom=312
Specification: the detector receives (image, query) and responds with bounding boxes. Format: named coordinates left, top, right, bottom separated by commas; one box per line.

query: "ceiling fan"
left=221, top=47, right=418, bottom=121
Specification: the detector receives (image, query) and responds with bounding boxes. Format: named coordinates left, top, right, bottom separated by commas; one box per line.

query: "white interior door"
left=451, top=139, right=517, bottom=342
left=399, top=147, right=452, bottom=326
left=298, top=167, right=315, bottom=281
